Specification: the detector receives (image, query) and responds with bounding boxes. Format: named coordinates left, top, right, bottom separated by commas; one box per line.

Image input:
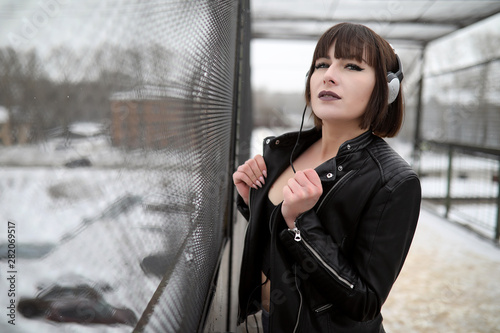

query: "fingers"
left=290, top=169, right=320, bottom=186
left=284, top=169, right=323, bottom=204
left=249, top=154, right=267, bottom=183
left=281, top=169, right=323, bottom=228
left=233, top=154, right=267, bottom=190
left=233, top=170, right=258, bottom=190
left=253, top=154, right=267, bottom=173
left=302, top=169, right=322, bottom=188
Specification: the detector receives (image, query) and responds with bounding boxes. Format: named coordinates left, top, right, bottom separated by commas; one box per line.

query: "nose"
left=323, top=63, right=337, bottom=85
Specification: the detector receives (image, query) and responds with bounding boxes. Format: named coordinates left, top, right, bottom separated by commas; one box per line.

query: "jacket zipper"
left=297, top=235, right=354, bottom=289
left=291, top=227, right=301, bottom=241
left=316, top=169, right=355, bottom=212
left=287, top=170, right=356, bottom=289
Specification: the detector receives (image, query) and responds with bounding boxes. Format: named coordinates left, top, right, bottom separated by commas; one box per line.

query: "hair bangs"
left=313, top=23, right=378, bottom=67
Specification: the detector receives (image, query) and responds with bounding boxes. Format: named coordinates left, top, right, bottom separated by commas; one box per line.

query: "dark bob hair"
left=305, top=23, right=404, bottom=138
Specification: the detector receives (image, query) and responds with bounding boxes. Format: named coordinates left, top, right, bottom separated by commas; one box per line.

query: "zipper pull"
left=290, top=227, right=301, bottom=242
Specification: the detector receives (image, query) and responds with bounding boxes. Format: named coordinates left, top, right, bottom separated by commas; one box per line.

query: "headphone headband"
left=394, top=54, right=404, bottom=82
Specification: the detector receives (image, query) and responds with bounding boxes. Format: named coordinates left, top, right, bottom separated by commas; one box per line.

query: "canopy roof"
left=251, top=0, right=500, bottom=47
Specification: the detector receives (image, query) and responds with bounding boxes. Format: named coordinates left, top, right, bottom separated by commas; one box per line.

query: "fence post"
left=496, top=158, right=500, bottom=242
left=445, top=146, right=453, bottom=218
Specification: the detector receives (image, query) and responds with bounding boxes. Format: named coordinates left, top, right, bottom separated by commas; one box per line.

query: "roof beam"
left=252, top=15, right=461, bottom=29
left=250, top=30, right=426, bottom=48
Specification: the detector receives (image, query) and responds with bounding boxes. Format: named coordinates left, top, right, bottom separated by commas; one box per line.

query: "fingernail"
left=252, top=184, right=258, bottom=190
left=256, top=180, right=262, bottom=188
left=259, top=176, right=265, bottom=184
left=263, top=170, right=267, bottom=178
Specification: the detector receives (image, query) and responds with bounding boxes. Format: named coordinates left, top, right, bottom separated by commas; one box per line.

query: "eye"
left=345, top=63, right=363, bottom=71
left=314, top=62, right=330, bottom=70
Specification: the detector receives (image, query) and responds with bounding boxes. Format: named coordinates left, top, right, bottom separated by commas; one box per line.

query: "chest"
left=267, top=152, right=328, bottom=206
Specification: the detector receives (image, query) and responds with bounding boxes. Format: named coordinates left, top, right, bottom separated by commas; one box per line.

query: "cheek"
left=358, top=79, right=375, bottom=103
left=311, top=70, right=324, bottom=84
left=308, top=75, right=320, bottom=100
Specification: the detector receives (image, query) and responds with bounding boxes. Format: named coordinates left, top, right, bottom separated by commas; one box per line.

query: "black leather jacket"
left=237, top=128, right=421, bottom=332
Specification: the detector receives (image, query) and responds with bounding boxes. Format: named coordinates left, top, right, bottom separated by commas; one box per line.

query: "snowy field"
left=0, top=134, right=199, bottom=332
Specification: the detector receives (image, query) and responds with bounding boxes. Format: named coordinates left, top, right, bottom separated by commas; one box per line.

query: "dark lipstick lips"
left=318, top=90, right=340, bottom=99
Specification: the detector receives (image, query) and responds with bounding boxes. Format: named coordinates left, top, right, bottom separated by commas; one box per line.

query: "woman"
left=233, top=23, right=421, bottom=332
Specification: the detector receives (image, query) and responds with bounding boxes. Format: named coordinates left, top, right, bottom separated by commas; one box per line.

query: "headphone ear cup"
left=387, top=72, right=400, bottom=104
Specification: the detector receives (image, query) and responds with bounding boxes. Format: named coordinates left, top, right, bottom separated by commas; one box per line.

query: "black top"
left=261, top=196, right=276, bottom=278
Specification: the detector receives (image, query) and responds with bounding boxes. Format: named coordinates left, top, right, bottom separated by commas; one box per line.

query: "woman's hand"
left=282, top=169, right=323, bottom=229
left=232, top=154, right=267, bottom=205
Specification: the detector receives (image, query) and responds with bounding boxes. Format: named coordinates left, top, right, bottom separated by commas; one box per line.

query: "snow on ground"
left=68, top=122, right=105, bottom=137
left=0, top=200, right=185, bottom=333
left=0, top=166, right=191, bottom=244
left=0, top=135, right=121, bottom=168
left=383, top=209, right=500, bottom=333
left=0, top=136, right=199, bottom=332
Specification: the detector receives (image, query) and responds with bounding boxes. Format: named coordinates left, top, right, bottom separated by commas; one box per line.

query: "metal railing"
left=416, top=140, right=500, bottom=242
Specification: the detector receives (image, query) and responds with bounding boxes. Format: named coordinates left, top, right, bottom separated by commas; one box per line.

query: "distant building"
left=110, top=86, right=187, bottom=150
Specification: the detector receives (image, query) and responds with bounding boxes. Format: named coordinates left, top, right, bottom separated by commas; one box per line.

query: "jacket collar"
left=265, top=127, right=374, bottom=182
left=266, top=127, right=374, bottom=157
left=336, top=129, right=374, bottom=158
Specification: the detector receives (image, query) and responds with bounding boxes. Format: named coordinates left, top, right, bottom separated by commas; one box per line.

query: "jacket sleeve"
left=279, top=175, right=421, bottom=321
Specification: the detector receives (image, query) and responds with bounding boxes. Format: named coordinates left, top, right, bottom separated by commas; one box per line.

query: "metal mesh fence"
left=420, top=59, right=500, bottom=149
left=416, top=59, right=500, bottom=242
left=0, top=1, right=250, bottom=332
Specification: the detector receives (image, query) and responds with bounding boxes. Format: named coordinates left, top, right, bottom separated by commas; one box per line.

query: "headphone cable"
left=290, top=104, right=308, bottom=174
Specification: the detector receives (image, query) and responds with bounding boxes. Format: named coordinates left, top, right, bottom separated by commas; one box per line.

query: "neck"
left=319, top=122, right=366, bottom=159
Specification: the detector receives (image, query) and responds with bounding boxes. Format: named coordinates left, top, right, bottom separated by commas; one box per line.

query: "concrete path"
left=382, top=208, right=500, bottom=333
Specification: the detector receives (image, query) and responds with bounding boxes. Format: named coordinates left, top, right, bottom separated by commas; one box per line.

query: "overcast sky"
left=251, top=39, right=317, bottom=93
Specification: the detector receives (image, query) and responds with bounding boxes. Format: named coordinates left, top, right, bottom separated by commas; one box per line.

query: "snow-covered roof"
left=110, top=84, right=184, bottom=101
left=0, top=106, right=9, bottom=123
left=69, top=122, right=103, bottom=137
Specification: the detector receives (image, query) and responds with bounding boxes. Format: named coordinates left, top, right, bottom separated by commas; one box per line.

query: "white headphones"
left=387, top=54, right=404, bottom=104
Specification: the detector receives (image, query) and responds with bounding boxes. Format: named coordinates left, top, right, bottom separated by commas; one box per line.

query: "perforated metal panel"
left=421, top=59, right=500, bottom=149
left=0, top=1, right=248, bottom=332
